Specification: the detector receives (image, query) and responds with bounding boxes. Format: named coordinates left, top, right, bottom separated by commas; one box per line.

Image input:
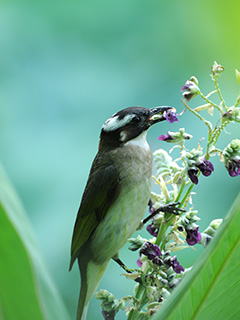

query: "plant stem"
left=127, top=284, right=145, bottom=320
left=181, top=99, right=212, bottom=132
left=179, top=182, right=195, bottom=208
left=175, top=181, right=185, bottom=202
left=213, top=78, right=227, bottom=111
left=198, top=91, right=222, bottom=113
left=155, top=221, right=168, bottom=247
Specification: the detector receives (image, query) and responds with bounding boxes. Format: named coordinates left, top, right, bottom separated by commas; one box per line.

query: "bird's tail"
left=77, top=259, right=109, bottom=320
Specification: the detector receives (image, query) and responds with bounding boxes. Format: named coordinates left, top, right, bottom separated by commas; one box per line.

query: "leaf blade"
left=0, top=164, right=70, bottom=320
left=153, top=192, right=240, bottom=320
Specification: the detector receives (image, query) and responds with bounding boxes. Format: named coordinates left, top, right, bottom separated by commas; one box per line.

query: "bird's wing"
left=69, top=157, right=121, bottom=270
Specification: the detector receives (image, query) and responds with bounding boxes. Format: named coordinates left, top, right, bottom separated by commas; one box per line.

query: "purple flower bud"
left=158, top=133, right=175, bottom=142
left=181, top=79, right=200, bottom=101
left=146, top=224, right=159, bottom=237
left=140, top=242, right=161, bottom=260
left=223, top=140, right=240, bottom=176
left=171, top=256, right=184, bottom=274
left=186, top=226, right=201, bottom=246
left=163, top=109, right=179, bottom=123
left=187, top=168, right=199, bottom=184
left=102, top=309, right=115, bottom=320
left=226, top=159, right=240, bottom=177
left=158, top=129, right=192, bottom=144
left=195, top=158, right=214, bottom=177
left=164, top=255, right=184, bottom=274
left=137, top=242, right=161, bottom=266
left=152, top=256, right=163, bottom=266
left=137, top=258, right=142, bottom=267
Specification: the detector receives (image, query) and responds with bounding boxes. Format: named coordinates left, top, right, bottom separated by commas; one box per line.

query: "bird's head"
left=99, top=106, right=175, bottom=150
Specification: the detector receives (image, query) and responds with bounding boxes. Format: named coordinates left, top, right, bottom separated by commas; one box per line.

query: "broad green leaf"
left=153, top=192, right=240, bottom=320
left=0, top=164, right=70, bottom=320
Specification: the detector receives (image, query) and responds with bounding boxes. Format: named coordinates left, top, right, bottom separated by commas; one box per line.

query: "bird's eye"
left=132, top=116, right=141, bottom=123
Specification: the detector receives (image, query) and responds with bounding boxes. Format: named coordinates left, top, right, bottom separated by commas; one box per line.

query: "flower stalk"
left=96, top=62, right=240, bottom=320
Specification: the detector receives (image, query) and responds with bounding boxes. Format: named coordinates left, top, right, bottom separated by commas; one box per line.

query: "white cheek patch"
left=102, top=114, right=134, bottom=132
left=120, top=130, right=127, bottom=142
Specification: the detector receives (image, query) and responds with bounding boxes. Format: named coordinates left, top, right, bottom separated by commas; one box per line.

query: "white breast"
left=124, top=131, right=150, bottom=152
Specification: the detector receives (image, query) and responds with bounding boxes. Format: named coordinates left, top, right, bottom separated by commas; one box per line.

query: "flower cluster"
left=158, top=128, right=192, bottom=143
left=187, top=156, right=214, bottom=184
left=200, top=219, right=222, bottom=247
left=96, top=62, right=240, bottom=320
left=223, top=139, right=240, bottom=177
left=137, top=241, right=184, bottom=274
left=181, top=76, right=200, bottom=101
left=96, top=290, right=126, bottom=320
left=176, top=210, right=202, bottom=246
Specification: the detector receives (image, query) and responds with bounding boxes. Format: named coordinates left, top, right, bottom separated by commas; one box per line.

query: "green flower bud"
left=200, top=233, right=212, bottom=247
left=190, top=76, right=199, bottom=86
left=181, top=79, right=200, bottom=101
left=128, top=235, right=146, bottom=251
left=209, top=218, right=223, bottom=230
left=158, top=128, right=192, bottom=144
left=185, top=148, right=203, bottom=165
left=95, top=289, right=115, bottom=302
left=161, top=288, right=171, bottom=300
left=145, top=302, right=161, bottom=311
left=211, top=61, right=224, bottom=78
left=222, top=107, right=240, bottom=122
left=160, top=278, right=169, bottom=286
left=223, top=139, right=240, bottom=160
left=200, top=218, right=223, bottom=247
left=159, top=270, right=168, bottom=279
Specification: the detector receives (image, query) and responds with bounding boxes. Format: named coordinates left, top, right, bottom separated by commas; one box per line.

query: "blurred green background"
left=0, top=0, right=240, bottom=319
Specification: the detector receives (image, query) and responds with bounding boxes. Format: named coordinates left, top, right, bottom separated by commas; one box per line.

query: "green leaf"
left=0, top=164, right=70, bottom=320
left=153, top=192, right=240, bottom=320
left=235, top=69, right=240, bottom=85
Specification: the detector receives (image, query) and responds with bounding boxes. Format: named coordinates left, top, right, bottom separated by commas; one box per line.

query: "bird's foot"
left=112, top=257, right=142, bottom=283
left=142, top=202, right=185, bottom=225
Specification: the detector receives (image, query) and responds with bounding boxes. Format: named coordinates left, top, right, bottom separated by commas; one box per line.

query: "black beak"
left=148, top=106, right=175, bottom=125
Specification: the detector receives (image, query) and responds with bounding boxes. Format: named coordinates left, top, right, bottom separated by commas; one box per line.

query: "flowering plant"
left=96, top=62, right=240, bottom=320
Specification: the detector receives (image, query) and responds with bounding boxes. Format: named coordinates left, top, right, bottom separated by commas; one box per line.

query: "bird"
left=69, top=105, right=173, bottom=320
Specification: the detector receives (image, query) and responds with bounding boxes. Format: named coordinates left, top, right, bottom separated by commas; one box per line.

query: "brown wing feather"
left=69, top=155, right=121, bottom=270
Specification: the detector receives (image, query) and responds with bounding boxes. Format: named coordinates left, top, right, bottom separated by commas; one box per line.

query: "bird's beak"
left=147, top=106, right=175, bottom=125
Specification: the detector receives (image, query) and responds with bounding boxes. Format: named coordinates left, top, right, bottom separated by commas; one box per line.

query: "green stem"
left=181, top=99, right=212, bottom=132
left=214, top=78, right=227, bottom=111
left=198, top=91, right=222, bottom=113
left=205, top=127, right=213, bottom=156
left=211, top=119, right=229, bottom=147
left=234, top=92, right=240, bottom=107
left=175, top=181, right=185, bottom=202
left=155, top=222, right=168, bottom=247
left=127, top=284, right=145, bottom=320
left=179, top=182, right=195, bottom=208
left=155, top=214, right=176, bottom=250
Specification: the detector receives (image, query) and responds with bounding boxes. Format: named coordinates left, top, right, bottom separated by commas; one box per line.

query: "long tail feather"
left=77, top=272, right=88, bottom=320
left=77, top=259, right=109, bottom=320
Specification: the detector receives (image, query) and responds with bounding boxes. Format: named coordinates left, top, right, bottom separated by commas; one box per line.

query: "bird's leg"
left=112, top=255, right=142, bottom=283
left=140, top=200, right=186, bottom=227
left=112, top=255, right=132, bottom=273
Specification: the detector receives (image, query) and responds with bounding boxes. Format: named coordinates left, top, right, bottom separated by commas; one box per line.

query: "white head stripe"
left=102, top=114, right=134, bottom=132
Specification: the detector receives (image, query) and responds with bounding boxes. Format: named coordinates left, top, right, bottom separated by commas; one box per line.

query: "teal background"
left=0, top=1, right=239, bottom=319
